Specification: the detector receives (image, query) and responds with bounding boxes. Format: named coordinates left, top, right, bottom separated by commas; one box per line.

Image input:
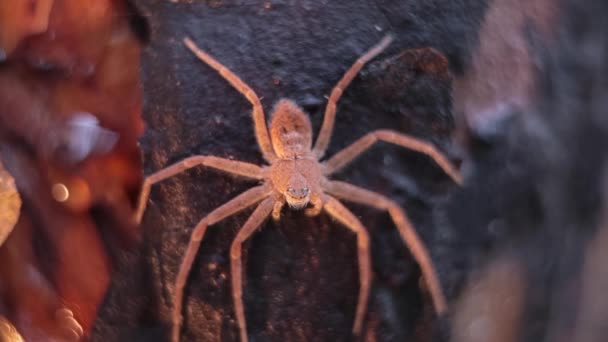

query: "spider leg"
left=322, top=195, right=372, bottom=335
left=183, top=38, right=277, bottom=162
left=324, top=180, right=448, bottom=315
left=171, top=185, right=272, bottom=342
left=230, top=197, right=275, bottom=342
left=135, top=155, right=264, bottom=223
left=323, top=129, right=463, bottom=185
left=312, top=35, right=393, bottom=159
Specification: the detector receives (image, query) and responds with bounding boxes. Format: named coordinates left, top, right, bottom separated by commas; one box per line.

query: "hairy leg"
left=230, top=197, right=275, bottom=342
left=324, top=180, right=448, bottom=315
left=323, top=129, right=463, bottom=185
left=135, top=155, right=264, bottom=223
left=323, top=195, right=372, bottom=335
left=183, top=38, right=276, bottom=162
left=171, top=185, right=272, bottom=342
left=312, top=35, right=393, bottom=159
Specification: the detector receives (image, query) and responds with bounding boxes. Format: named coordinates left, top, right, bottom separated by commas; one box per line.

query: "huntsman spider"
left=135, top=34, right=463, bottom=342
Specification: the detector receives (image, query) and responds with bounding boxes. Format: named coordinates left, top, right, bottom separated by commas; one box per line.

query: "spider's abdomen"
left=269, top=99, right=313, bottom=159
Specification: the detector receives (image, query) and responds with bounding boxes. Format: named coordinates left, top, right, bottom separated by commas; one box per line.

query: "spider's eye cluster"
left=287, top=186, right=310, bottom=198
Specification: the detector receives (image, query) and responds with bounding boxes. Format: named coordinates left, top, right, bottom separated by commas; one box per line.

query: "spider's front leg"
left=324, top=180, right=448, bottom=315
left=322, top=195, right=372, bottom=335
left=135, top=155, right=264, bottom=223
left=170, top=185, right=271, bottom=342
left=230, top=197, right=276, bottom=342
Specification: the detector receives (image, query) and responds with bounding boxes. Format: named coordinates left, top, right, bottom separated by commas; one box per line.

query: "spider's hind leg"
left=323, top=129, right=462, bottom=185
left=183, top=38, right=276, bottom=162
left=312, top=35, right=393, bottom=159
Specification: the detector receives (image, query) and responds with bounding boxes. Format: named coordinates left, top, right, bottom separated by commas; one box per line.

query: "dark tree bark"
left=92, top=1, right=487, bottom=341
left=93, top=0, right=608, bottom=342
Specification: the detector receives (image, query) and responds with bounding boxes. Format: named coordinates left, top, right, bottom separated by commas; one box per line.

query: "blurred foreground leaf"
left=0, top=160, right=20, bottom=247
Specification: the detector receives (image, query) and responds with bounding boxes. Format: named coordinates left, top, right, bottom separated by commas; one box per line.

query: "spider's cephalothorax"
left=136, top=35, right=464, bottom=342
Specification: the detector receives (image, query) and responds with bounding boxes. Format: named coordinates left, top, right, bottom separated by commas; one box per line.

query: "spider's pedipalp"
left=304, top=193, right=324, bottom=217
left=135, top=155, right=264, bottom=223
left=231, top=197, right=276, bottom=342
left=171, top=184, right=272, bottom=342
left=323, top=195, right=372, bottom=335
left=183, top=37, right=276, bottom=162
left=272, top=197, right=285, bottom=220
left=323, top=129, right=463, bottom=185
left=313, top=35, right=394, bottom=159
left=323, top=180, right=448, bottom=315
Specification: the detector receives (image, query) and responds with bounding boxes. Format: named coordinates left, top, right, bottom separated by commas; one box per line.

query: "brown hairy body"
left=136, top=35, right=462, bottom=342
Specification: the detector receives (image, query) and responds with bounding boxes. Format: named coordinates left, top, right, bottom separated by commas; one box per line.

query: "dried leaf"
left=0, top=0, right=53, bottom=57
left=0, top=159, right=20, bottom=247
left=0, top=316, right=24, bottom=342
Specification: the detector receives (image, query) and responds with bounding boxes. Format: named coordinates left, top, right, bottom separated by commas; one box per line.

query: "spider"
left=135, top=34, right=463, bottom=342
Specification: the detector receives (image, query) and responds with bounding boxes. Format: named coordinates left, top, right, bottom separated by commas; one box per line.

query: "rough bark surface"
left=92, top=0, right=487, bottom=341
left=92, top=0, right=608, bottom=342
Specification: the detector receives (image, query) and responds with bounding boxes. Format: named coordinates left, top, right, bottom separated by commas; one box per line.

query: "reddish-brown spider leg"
left=323, top=195, right=372, bottom=335
left=230, top=197, right=276, bottom=342
left=135, top=155, right=264, bottom=223
left=183, top=38, right=277, bottom=162
left=312, top=35, right=394, bottom=159
left=171, top=185, right=272, bottom=342
left=324, top=180, right=448, bottom=315
left=323, top=129, right=463, bottom=185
